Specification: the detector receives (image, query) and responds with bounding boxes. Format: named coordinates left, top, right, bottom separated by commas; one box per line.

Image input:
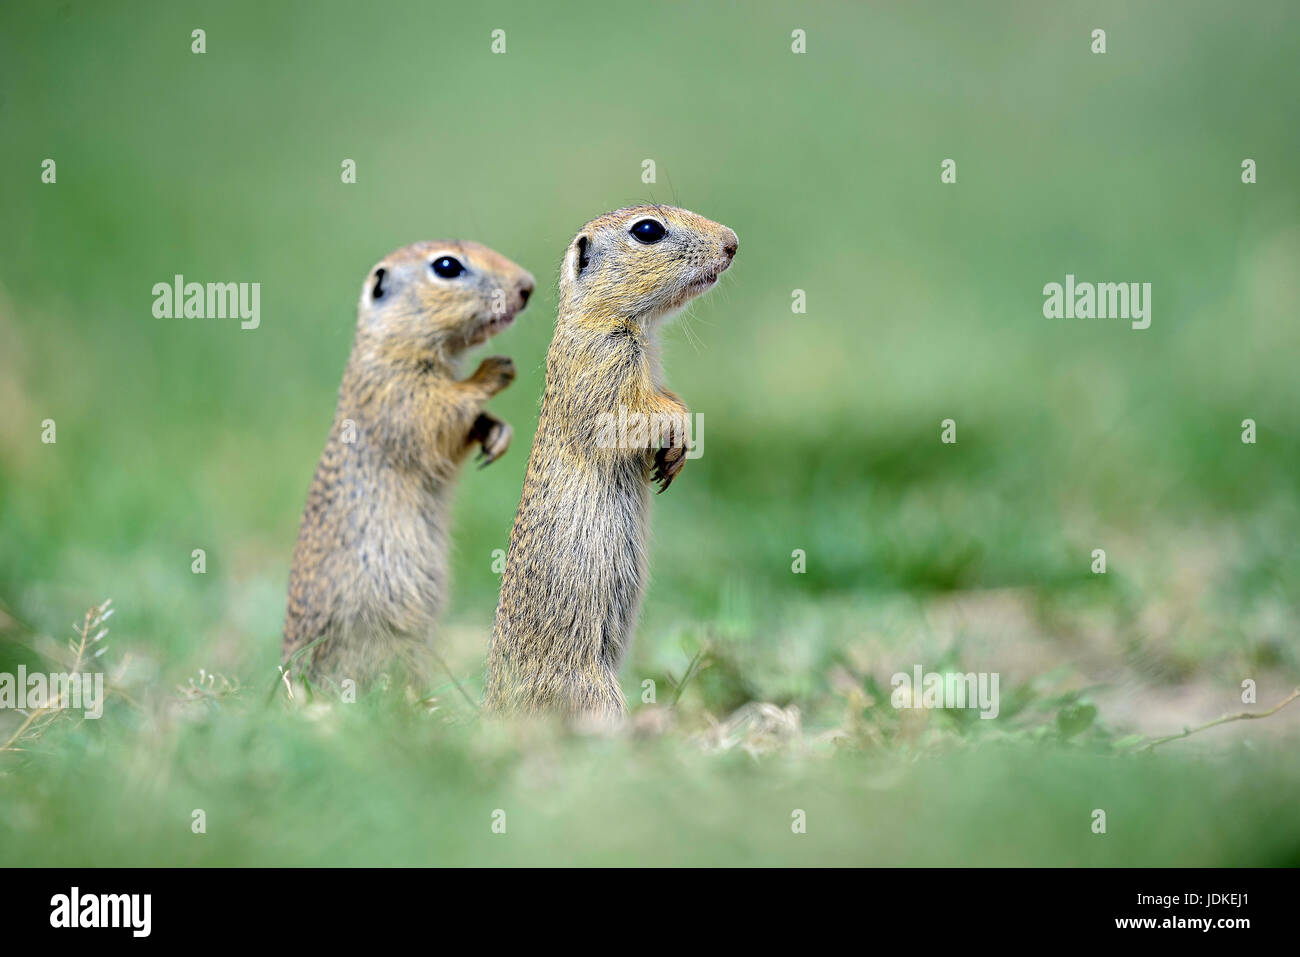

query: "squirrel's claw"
left=652, top=443, right=686, bottom=492
left=477, top=419, right=512, bottom=468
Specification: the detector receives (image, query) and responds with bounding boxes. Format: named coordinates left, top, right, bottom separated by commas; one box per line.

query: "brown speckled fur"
left=283, top=240, right=534, bottom=687
left=485, top=206, right=737, bottom=722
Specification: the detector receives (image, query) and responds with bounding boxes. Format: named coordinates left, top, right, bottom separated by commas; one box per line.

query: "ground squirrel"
left=484, top=205, right=737, bottom=721
left=283, top=240, right=535, bottom=687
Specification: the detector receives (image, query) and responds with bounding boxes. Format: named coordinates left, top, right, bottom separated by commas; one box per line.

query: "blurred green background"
left=1, top=0, right=1297, bottom=865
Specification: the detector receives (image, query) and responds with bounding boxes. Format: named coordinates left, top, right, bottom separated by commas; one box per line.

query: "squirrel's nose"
left=721, top=228, right=738, bottom=260
left=518, top=275, right=535, bottom=306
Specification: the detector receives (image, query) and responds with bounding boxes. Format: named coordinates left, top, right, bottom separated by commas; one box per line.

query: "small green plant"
left=0, top=598, right=113, bottom=756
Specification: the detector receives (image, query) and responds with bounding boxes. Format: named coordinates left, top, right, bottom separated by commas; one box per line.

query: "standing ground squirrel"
left=283, top=240, right=535, bottom=687
left=484, top=205, right=737, bottom=722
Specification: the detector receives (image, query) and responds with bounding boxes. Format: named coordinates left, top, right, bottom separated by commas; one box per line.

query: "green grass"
left=5, top=692, right=1300, bottom=867
left=1, top=0, right=1298, bottom=866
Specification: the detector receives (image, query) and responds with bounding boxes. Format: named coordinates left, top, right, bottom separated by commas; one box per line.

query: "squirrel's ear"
left=573, top=235, right=590, bottom=278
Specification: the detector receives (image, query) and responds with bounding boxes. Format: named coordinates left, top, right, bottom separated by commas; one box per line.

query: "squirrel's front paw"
left=651, top=443, right=686, bottom=493
left=471, top=413, right=512, bottom=468
left=651, top=417, right=690, bottom=491
left=472, top=356, right=516, bottom=395
left=649, top=400, right=690, bottom=493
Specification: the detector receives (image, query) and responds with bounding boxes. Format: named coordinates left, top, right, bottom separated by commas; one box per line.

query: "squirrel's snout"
left=721, top=228, right=738, bottom=262
left=519, top=275, right=535, bottom=306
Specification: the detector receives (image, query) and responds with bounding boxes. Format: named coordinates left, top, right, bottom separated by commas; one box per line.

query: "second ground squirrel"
left=283, top=240, right=534, bottom=688
left=485, top=205, right=737, bottom=722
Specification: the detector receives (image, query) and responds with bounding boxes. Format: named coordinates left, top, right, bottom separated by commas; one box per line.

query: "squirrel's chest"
left=347, top=465, right=452, bottom=621
left=530, top=462, right=649, bottom=585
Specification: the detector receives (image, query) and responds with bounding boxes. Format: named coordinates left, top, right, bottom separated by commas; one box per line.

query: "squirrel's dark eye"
left=431, top=256, right=465, bottom=279
left=371, top=268, right=386, bottom=299
left=629, top=219, right=666, bottom=244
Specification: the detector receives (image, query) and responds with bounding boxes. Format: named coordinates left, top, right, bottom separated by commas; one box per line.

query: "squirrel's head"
left=558, top=205, right=737, bottom=328
left=358, top=240, right=535, bottom=360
